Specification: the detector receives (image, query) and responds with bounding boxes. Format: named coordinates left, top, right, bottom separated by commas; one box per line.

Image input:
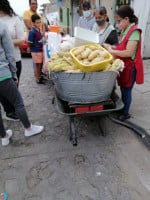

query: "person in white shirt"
left=77, top=1, right=95, bottom=30
left=0, top=0, right=24, bottom=121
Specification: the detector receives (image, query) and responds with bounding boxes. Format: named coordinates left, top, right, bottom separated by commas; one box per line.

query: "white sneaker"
left=1, top=129, right=13, bottom=146
left=24, top=124, right=44, bottom=137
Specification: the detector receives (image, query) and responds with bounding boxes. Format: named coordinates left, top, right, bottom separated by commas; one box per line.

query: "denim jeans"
left=0, top=78, right=31, bottom=138
left=120, top=67, right=136, bottom=116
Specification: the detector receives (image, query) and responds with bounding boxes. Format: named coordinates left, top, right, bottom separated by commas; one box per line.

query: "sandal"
left=0, top=193, right=8, bottom=200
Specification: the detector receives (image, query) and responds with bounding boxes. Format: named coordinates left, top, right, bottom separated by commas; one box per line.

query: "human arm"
left=23, top=11, right=32, bottom=31
left=41, top=22, right=45, bottom=37
left=12, top=16, right=25, bottom=46
left=24, top=19, right=32, bottom=30
left=107, top=40, right=138, bottom=57
left=2, top=24, right=17, bottom=79
left=27, top=41, right=33, bottom=47
left=40, top=15, right=45, bottom=36
left=27, top=29, right=34, bottom=47
left=13, top=39, right=24, bottom=46
left=105, top=30, right=140, bottom=58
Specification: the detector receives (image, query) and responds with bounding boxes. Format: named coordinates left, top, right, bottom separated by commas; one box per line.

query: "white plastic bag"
left=48, top=32, right=61, bottom=53
left=58, top=36, right=75, bottom=51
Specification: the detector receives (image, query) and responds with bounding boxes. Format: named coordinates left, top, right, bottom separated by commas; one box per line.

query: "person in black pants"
left=0, top=21, right=44, bottom=146
left=0, top=0, right=24, bottom=120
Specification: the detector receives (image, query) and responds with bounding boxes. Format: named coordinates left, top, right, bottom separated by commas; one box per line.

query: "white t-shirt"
left=0, top=15, right=24, bottom=62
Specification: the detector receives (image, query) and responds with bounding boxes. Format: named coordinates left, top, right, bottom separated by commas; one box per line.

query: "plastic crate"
left=70, top=44, right=113, bottom=72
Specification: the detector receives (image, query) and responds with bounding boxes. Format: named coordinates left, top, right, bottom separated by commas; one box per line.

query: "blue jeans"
left=120, top=67, right=136, bottom=116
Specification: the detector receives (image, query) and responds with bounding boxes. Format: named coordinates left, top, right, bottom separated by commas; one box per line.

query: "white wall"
left=99, top=0, right=115, bottom=25
left=131, top=0, right=150, bottom=58
left=47, top=12, right=59, bottom=25
left=143, top=9, right=150, bottom=58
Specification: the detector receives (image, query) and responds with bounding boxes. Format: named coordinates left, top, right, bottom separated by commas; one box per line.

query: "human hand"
left=41, top=32, right=45, bottom=37
left=106, top=46, right=115, bottom=55
left=103, top=43, right=111, bottom=50
left=13, top=77, right=18, bottom=86
left=111, top=45, right=117, bottom=50
left=38, top=38, right=43, bottom=44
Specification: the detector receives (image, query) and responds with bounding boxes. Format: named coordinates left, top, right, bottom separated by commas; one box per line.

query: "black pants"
left=16, top=60, right=22, bottom=84
left=0, top=78, right=30, bottom=138
left=0, top=106, right=6, bottom=137
left=0, top=60, right=22, bottom=114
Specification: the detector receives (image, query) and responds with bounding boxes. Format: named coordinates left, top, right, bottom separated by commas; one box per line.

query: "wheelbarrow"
left=50, top=71, right=123, bottom=146
left=52, top=92, right=124, bottom=146
left=51, top=71, right=150, bottom=149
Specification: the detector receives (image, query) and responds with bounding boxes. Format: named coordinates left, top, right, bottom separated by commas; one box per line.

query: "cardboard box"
left=74, top=26, right=99, bottom=47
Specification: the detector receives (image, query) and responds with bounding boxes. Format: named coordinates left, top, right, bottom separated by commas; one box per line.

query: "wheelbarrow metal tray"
left=55, top=94, right=124, bottom=117
left=51, top=71, right=117, bottom=104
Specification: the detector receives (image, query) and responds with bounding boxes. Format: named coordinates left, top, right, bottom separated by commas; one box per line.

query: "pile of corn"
left=72, top=45, right=110, bottom=65
left=48, top=44, right=122, bottom=73
left=48, top=51, right=81, bottom=73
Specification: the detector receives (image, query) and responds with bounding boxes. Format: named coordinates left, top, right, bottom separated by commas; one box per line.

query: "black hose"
left=109, top=116, right=150, bottom=150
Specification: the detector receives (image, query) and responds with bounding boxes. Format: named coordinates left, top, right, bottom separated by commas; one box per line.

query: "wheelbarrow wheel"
left=69, top=117, right=77, bottom=146
left=52, top=96, right=55, bottom=104
left=97, top=116, right=108, bottom=137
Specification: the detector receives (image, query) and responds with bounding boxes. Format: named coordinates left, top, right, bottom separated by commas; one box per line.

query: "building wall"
left=99, top=0, right=115, bottom=25
left=131, top=0, right=150, bottom=58
left=58, top=0, right=98, bottom=35
left=71, top=0, right=80, bottom=35
left=143, top=9, right=150, bottom=58
left=59, top=0, right=71, bottom=33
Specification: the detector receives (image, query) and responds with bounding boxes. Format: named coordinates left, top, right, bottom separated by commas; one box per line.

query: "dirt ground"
left=0, top=58, right=150, bottom=200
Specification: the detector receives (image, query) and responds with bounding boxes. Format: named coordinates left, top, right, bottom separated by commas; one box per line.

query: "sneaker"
left=5, top=113, right=19, bottom=122
left=36, top=79, right=45, bottom=84
left=118, top=114, right=131, bottom=121
left=24, top=124, right=44, bottom=137
left=40, top=74, right=48, bottom=81
left=1, top=129, right=13, bottom=146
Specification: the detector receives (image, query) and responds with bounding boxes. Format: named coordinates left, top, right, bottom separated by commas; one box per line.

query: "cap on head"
left=82, top=1, right=91, bottom=9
